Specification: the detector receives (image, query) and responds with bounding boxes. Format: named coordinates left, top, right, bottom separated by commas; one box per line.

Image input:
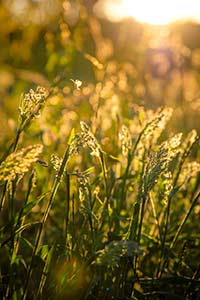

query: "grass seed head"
left=68, top=134, right=85, bottom=156
left=162, top=171, right=173, bottom=206
left=119, top=125, right=132, bottom=156
left=19, top=86, right=48, bottom=120
left=77, top=172, right=89, bottom=202
left=142, top=107, right=173, bottom=143
left=181, top=129, right=199, bottom=156
left=51, top=154, right=62, bottom=171
left=80, top=121, right=102, bottom=157
left=143, top=146, right=169, bottom=192
left=143, top=133, right=181, bottom=193
left=31, top=168, right=37, bottom=189
left=164, top=132, right=182, bottom=159
left=179, top=162, right=200, bottom=188
left=0, top=144, right=43, bottom=182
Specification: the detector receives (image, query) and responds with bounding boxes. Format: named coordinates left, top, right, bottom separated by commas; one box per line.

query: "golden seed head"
left=143, top=133, right=180, bottom=193
left=179, top=162, right=200, bottom=188
left=51, top=154, right=62, bottom=172
left=119, top=125, right=132, bottom=156
left=19, top=86, right=48, bottom=120
left=80, top=121, right=102, bottom=157
left=142, top=107, right=173, bottom=142
left=0, top=144, right=43, bottom=182
left=181, top=129, right=199, bottom=156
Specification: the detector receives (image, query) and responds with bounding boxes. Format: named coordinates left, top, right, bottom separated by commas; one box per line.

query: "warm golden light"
left=98, top=0, right=200, bottom=25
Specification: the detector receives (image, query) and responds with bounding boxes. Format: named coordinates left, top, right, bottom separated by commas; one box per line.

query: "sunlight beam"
left=98, top=0, right=200, bottom=25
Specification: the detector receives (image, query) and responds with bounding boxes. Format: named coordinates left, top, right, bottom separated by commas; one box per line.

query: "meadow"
left=0, top=1, right=200, bottom=299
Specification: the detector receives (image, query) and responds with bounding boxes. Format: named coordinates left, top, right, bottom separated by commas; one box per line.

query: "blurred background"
left=0, top=0, right=200, bottom=152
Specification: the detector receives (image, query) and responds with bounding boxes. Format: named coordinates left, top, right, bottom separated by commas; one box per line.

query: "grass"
left=0, top=86, right=199, bottom=300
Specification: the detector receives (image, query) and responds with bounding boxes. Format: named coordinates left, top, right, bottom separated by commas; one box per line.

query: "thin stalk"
left=120, top=150, right=132, bottom=206
left=11, top=171, right=35, bottom=260
left=100, top=151, right=108, bottom=200
left=36, top=244, right=56, bottom=299
left=12, top=127, right=23, bottom=152
left=71, top=193, right=75, bottom=250
left=0, top=128, right=22, bottom=212
left=99, top=151, right=111, bottom=230
left=185, top=263, right=200, bottom=299
left=3, top=175, right=36, bottom=299
left=64, top=171, right=70, bottom=239
left=149, top=193, right=162, bottom=242
left=173, top=136, right=199, bottom=187
left=126, top=148, right=147, bottom=241
left=0, top=182, right=7, bottom=212
left=6, top=173, right=34, bottom=300
left=157, top=193, right=172, bottom=278
left=131, top=196, right=145, bottom=275
left=137, top=193, right=149, bottom=245
left=170, top=191, right=200, bottom=249
left=9, top=180, right=17, bottom=251
left=22, top=145, right=70, bottom=300
left=126, top=201, right=140, bottom=241
left=88, top=186, right=96, bottom=248
left=5, top=180, right=17, bottom=299
left=121, top=126, right=147, bottom=205
left=158, top=191, right=200, bottom=278
left=162, top=194, right=171, bottom=247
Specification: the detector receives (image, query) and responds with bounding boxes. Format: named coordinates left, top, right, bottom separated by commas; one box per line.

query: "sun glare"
left=102, top=0, right=200, bottom=25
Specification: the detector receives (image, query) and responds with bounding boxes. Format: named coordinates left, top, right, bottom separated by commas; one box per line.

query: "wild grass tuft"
left=0, top=87, right=199, bottom=300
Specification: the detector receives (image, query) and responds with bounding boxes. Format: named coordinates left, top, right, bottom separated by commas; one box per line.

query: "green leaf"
left=21, top=236, right=34, bottom=250
left=107, top=153, right=120, bottom=162
left=82, top=166, right=95, bottom=175
left=67, top=128, right=75, bottom=145
left=169, top=185, right=181, bottom=198
left=21, top=192, right=49, bottom=217
left=40, top=245, right=49, bottom=260
left=1, top=222, right=41, bottom=248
